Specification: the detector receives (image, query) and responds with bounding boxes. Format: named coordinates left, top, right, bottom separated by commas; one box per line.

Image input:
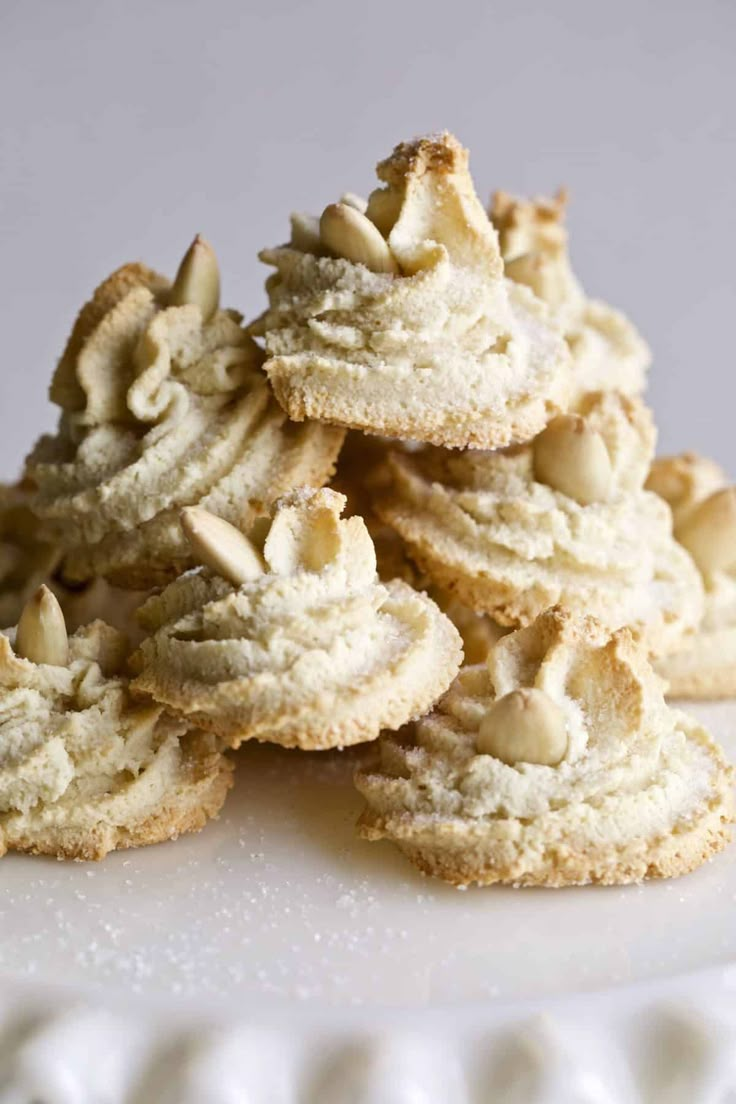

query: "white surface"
left=1, top=5, right=736, bottom=1095
left=1, top=700, right=734, bottom=1015
left=2, top=970, right=736, bottom=1103
left=0, top=705, right=734, bottom=1100
left=1, top=0, right=736, bottom=478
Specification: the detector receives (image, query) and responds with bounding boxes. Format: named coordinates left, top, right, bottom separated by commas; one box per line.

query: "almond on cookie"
left=250, top=132, right=571, bottom=450
left=0, top=589, right=232, bottom=860
left=130, top=489, right=463, bottom=751
left=356, top=607, right=734, bottom=887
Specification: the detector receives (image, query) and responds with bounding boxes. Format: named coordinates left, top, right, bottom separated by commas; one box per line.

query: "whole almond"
left=181, top=507, right=266, bottom=586
left=477, top=688, right=567, bottom=766
left=319, top=203, right=398, bottom=274
left=15, top=585, right=69, bottom=667
left=169, top=235, right=221, bottom=322
left=533, top=415, right=612, bottom=505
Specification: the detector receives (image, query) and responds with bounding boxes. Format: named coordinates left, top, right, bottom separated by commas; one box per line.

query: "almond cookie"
left=491, top=190, right=651, bottom=405
left=356, top=607, right=734, bottom=887
left=250, top=132, right=571, bottom=449
left=0, top=587, right=232, bottom=860
left=130, top=488, right=463, bottom=750
left=374, top=391, right=703, bottom=656
left=647, top=453, right=736, bottom=698
left=0, top=481, right=147, bottom=638
left=25, top=238, right=344, bottom=588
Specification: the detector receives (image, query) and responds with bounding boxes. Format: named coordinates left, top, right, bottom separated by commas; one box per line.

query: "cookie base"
left=268, top=366, right=563, bottom=452
left=359, top=805, right=733, bottom=888
left=356, top=719, right=735, bottom=888
left=0, top=748, right=233, bottom=862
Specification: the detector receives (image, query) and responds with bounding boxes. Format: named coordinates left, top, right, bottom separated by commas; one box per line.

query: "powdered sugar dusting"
left=1, top=702, right=735, bottom=1011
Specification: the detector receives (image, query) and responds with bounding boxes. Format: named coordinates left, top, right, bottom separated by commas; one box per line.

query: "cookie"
left=648, top=453, right=736, bottom=698
left=491, top=190, right=651, bottom=404
left=356, top=607, right=734, bottom=887
left=250, top=132, right=571, bottom=449
left=0, top=587, right=232, bottom=861
left=374, top=391, right=703, bottom=656
left=130, top=488, right=463, bottom=750
left=25, top=237, right=343, bottom=588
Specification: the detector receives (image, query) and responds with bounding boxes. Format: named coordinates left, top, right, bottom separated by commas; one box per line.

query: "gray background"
left=1, top=0, right=734, bottom=479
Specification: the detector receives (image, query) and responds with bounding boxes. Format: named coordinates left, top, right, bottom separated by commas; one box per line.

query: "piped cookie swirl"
left=25, top=238, right=343, bottom=588
left=131, top=488, right=463, bottom=750
left=251, top=132, right=571, bottom=449
left=0, top=587, right=231, bottom=860
left=374, top=391, right=703, bottom=655
left=356, top=607, right=733, bottom=886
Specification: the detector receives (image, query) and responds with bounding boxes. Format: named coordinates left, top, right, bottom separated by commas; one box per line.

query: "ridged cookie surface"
left=131, top=489, right=463, bottom=750
left=251, top=133, right=571, bottom=449
left=375, top=392, right=703, bottom=656
left=25, top=246, right=343, bottom=588
left=356, top=608, right=734, bottom=887
left=0, top=619, right=231, bottom=861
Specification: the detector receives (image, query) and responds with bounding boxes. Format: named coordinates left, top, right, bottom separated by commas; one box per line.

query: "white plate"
left=1, top=701, right=735, bottom=1102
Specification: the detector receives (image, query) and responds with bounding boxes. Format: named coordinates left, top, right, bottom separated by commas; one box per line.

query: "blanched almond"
left=181, top=507, right=265, bottom=586
left=169, top=235, right=220, bottom=322
left=533, top=415, right=612, bottom=505
left=477, top=688, right=567, bottom=766
left=15, top=585, right=69, bottom=667
left=319, top=203, right=398, bottom=274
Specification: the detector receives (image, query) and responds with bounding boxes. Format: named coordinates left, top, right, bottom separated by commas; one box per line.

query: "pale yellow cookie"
left=374, top=391, right=703, bottom=657
left=0, top=481, right=147, bottom=638
left=0, top=588, right=232, bottom=861
left=356, top=607, right=734, bottom=887
left=250, top=132, right=571, bottom=449
left=648, top=453, right=736, bottom=698
left=131, top=489, right=463, bottom=750
left=491, top=190, right=651, bottom=405
left=25, top=238, right=343, bottom=588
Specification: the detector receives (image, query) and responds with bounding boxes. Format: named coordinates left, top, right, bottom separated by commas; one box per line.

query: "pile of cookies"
left=0, top=132, right=733, bottom=886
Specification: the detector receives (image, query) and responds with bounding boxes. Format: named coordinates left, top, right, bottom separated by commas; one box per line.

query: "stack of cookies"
left=0, top=132, right=732, bottom=886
